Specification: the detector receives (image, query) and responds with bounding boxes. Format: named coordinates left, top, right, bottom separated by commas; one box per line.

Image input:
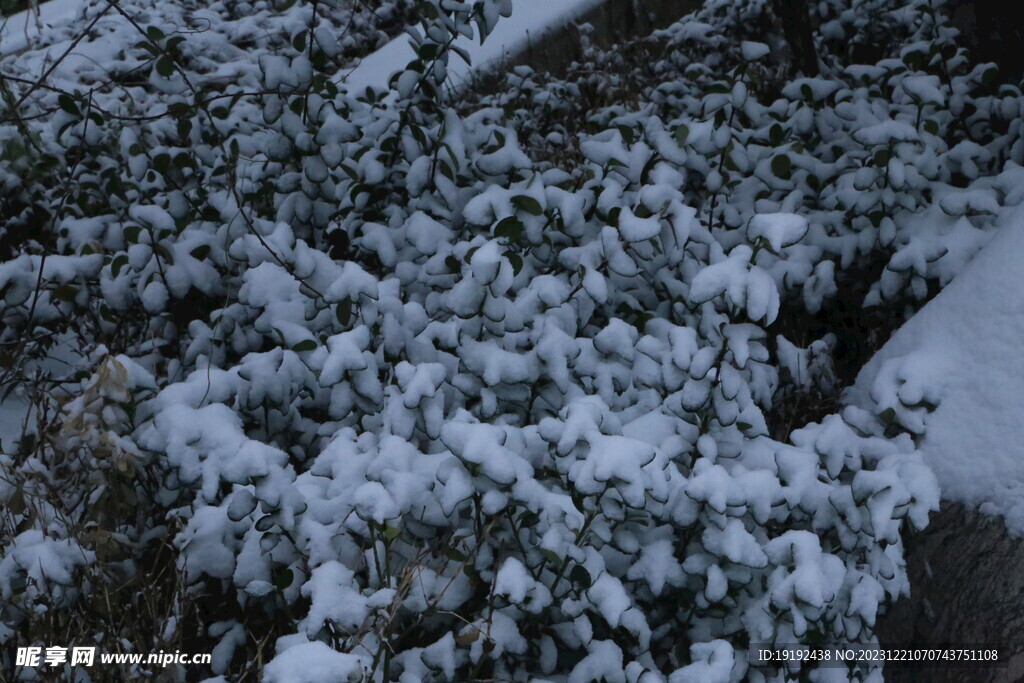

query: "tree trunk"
left=948, top=0, right=1024, bottom=80
left=876, top=503, right=1024, bottom=682
left=772, top=0, right=819, bottom=77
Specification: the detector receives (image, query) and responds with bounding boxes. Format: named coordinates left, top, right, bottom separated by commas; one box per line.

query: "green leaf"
left=255, top=515, right=276, bottom=532
left=418, top=42, right=438, bottom=60
left=134, top=40, right=160, bottom=56
left=606, top=206, right=622, bottom=227
left=512, top=195, right=543, bottom=216
left=569, top=564, right=592, bottom=591
left=445, top=255, right=461, bottom=273
left=879, top=407, right=897, bottom=425
left=273, top=568, right=294, bottom=591
left=146, top=25, right=166, bottom=42
left=923, top=119, right=939, bottom=135
left=541, top=548, right=560, bottom=565
left=517, top=510, right=539, bottom=528
left=291, top=339, right=317, bottom=352
left=153, top=153, right=171, bottom=174
left=57, top=95, right=80, bottom=116
left=189, top=244, right=211, bottom=261
left=493, top=215, right=523, bottom=242
left=154, top=243, right=175, bottom=265
left=723, top=152, right=739, bottom=173
left=770, top=154, right=792, bottom=180
left=381, top=525, right=401, bottom=541
left=633, top=203, right=654, bottom=219
left=437, top=159, right=454, bottom=181
left=451, top=44, right=471, bottom=66
left=631, top=312, right=652, bottom=335
left=455, top=629, right=480, bottom=646
left=506, top=252, right=523, bottom=276
left=769, top=123, right=785, bottom=147
left=336, top=298, right=352, bottom=326
left=156, top=56, right=175, bottom=78
left=53, top=284, right=77, bottom=302
left=674, top=123, right=690, bottom=146
left=903, top=50, right=925, bottom=70
left=443, top=546, right=468, bottom=563
left=111, top=254, right=129, bottom=278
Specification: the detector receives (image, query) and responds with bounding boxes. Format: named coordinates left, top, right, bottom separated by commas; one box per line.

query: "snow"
left=301, top=561, right=369, bottom=635
left=0, top=0, right=81, bottom=55
left=669, top=640, right=734, bottom=683
left=0, top=530, right=92, bottom=602
left=901, top=74, right=945, bottom=106
left=617, top=207, right=662, bottom=242
left=1, top=0, right=1006, bottom=676
left=740, top=41, right=769, bottom=62
left=341, top=0, right=605, bottom=94
left=262, top=641, right=367, bottom=683
left=625, top=539, right=684, bottom=596
left=850, top=207, right=1024, bottom=534
left=747, top=213, right=808, bottom=253
left=689, top=245, right=781, bottom=324
left=568, top=640, right=626, bottom=683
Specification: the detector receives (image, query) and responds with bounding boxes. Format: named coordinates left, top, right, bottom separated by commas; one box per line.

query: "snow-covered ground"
left=0, top=0, right=81, bottom=54
left=342, top=0, right=604, bottom=93
left=851, top=202, right=1024, bottom=535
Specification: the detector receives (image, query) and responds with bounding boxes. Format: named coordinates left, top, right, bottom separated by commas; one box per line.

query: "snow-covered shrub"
left=3, top=0, right=1021, bottom=679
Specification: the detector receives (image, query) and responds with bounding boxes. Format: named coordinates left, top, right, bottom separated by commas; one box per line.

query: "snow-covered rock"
left=851, top=207, right=1024, bottom=533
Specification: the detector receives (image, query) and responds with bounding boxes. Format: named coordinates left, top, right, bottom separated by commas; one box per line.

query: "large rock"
left=850, top=205, right=1024, bottom=533
left=853, top=204, right=1024, bottom=679
left=877, top=503, right=1024, bottom=683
